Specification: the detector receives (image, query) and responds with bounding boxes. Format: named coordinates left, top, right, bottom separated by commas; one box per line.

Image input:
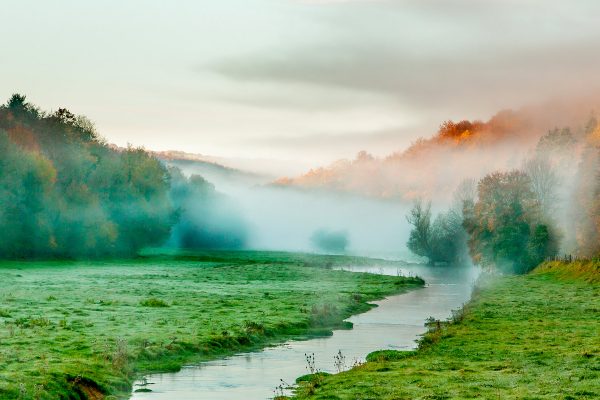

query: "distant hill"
left=274, top=99, right=599, bottom=201
left=153, top=150, right=273, bottom=192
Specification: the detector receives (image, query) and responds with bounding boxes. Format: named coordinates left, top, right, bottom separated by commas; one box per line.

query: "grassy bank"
left=0, top=251, right=423, bottom=399
left=292, top=261, right=600, bottom=399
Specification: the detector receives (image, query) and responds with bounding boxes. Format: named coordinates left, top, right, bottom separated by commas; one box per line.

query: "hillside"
left=275, top=101, right=599, bottom=201
left=153, top=150, right=272, bottom=190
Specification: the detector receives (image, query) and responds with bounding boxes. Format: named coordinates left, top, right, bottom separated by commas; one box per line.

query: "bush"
left=140, top=298, right=169, bottom=308
left=310, top=229, right=349, bottom=253
left=366, top=350, right=417, bottom=362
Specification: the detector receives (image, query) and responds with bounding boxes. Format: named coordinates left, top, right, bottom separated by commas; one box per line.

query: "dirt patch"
left=67, top=375, right=105, bottom=400
left=78, top=383, right=104, bottom=400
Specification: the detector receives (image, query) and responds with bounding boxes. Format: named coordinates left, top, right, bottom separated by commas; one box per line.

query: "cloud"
left=243, top=126, right=418, bottom=159
left=297, top=0, right=383, bottom=3
left=211, top=0, right=600, bottom=119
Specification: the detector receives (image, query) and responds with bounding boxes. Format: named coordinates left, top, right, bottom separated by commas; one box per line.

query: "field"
left=292, top=261, right=600, bottom=399
left=0, top=251, right=423, bottom=400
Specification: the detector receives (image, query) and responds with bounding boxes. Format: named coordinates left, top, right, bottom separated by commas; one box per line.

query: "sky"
left=2, top=0, right=600, bottom=170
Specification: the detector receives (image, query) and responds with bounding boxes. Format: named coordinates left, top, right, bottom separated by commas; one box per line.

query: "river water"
left=131, top=263, right=479, bottom=399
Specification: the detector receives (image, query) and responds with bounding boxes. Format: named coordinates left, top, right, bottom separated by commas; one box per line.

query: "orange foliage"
left=277, top=107, right=543, bottom=200
left=7, top=124, right=40, bottom=152
left=438, top=120, right=484, bottom=143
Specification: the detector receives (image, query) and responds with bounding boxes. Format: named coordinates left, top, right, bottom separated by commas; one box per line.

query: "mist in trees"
left=405, top=199, right=468, bottom=265
left=572, top=118, right=600, bottom=257
left=405, top=114, right=600, bottom=273
left=0, top=94, right=246, bottom=259
left=406, top=169, right=560, bottom=273
left=167, top=168, right=248, bottom=250
left=522, top=157, right=559, bottom=216
left=3, top=94, right=598, bottom=264
left=530, top=118, right=599, bottom=258
left=0, top=95, right=175, bottom=258
left=463, top=170, right=559, bottom=274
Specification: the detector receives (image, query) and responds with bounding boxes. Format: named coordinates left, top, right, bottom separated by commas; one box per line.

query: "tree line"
left=0, top=94, right=246, bottom=259
left=407, top=117, right=600, bottom=273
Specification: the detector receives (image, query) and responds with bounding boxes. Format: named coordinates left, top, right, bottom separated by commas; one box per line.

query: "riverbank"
left=292, top=260, right=600, bottom=399
left=130, top=262, right=477, bottom=399
left=0, top=251, right=423, bottom=400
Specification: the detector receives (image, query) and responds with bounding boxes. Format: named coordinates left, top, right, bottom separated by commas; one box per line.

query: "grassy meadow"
left=0, top=251, right=423, bottom=399
left=292, top=261, right=600, bottom=399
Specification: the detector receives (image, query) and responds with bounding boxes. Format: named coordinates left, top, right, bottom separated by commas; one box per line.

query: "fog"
left=167, top=159, right=418, bottom=260
left=241, top=187, right=412, bottom=257
left=278, top=96, right=600, bottom=198
left=166, top=95, right=600, bottom=259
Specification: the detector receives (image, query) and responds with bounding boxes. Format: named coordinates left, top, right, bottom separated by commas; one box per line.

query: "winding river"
left=131, top=263, right=479, bottom=399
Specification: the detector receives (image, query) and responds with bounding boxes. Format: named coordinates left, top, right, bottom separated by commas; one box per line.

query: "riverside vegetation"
left=0, top=251, right=423, bottom=399
left=291, top=260, right=599, bottom=399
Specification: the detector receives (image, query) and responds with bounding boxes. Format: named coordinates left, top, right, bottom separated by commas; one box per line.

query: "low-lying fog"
left=168, top=160, right=418, bottom=260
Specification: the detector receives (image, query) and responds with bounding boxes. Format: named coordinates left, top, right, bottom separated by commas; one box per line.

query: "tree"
left=525, top=224, right=559, bottom=274
left=523, top=157, right=559, bottom=216
left=406, top=200, right=433, bottom=261
left=572, top=125, right=600, bottom=257
left=429, top=210, right=464, bottom=263
left=406, top=199, right=466, bottom=265
left=452, top=178, right=477, bottom=213
left=536, top=127, right=576, bottom=154
left=168, top=169, right=247, bottom=250
left=6, top=94, right=39, bottom=121
left=311, top=229, right=349, bottom=253
left=464, top=170, right=558, bottom=273
left=0, top=95, right=176, bottom=259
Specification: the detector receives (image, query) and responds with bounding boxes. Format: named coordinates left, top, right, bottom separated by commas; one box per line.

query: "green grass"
left=0, top=250, right=423, bottom=400
left=292, top=261, right=600, bottom=399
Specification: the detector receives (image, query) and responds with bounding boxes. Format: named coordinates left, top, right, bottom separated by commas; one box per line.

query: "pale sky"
left=2, top=0, right=600, bottom=167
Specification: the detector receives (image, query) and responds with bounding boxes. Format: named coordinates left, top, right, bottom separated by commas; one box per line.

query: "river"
left=131, top=263, right=479, bottom=399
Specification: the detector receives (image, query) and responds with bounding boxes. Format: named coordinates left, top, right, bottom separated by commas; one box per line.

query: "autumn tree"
left=572, top=125, right=600, bottom=257
left=463, top=170, right=559, bottom=273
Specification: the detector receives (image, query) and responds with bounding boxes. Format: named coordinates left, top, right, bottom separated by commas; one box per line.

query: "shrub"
left=140, top=298, right=169, bottom=308
left=310, top=229, right=349, bottom=253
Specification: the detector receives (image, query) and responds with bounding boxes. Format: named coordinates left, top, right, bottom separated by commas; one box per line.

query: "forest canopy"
left=0, top=94, right=244, bottom=259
